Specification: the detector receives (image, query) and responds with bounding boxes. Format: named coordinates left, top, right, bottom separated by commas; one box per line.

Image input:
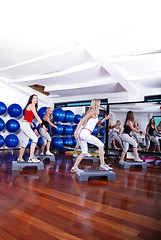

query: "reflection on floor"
left=0, top=149, right=161, bottom=240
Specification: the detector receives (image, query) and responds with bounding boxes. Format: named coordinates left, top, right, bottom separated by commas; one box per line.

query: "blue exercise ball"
left=100, top=128, right=105, bottom=136
left=53, top=109, right=65, bottom=122
left=63, top=125, right=73, bottom=135
left=52, top=124, right=63, bottom=135
left=0, top=135, right=4, bottom=147
left=6, top=119, right=20, bottom=133
left=0, top=102, right=7, bottom=115
left=38, top=107, right=47, bottom=119
left=72, top=136, right=76, bottom=145
left=63, top=137, right=73, bottom=145
left=51, top=137, right=63, bottom=149
left=72, top=125, right=77, bottom=134
left=74, top=114, right=82, bottom=124
left=64, top=110, right=74, bottom=123
left=99, top=137, right=104, bottom=143
left=101, top=120, right=106, bottom=126
left=0, top=118, right=5, bottom=131
left=5, top=134, right=19, bottom=148
left=92, top=126, right=98, bottom=135
left=37, top=137, right=43, bottom=148
left=8, top=103, right=22, bottom=118
left=27, top=138, right=32, bottom=148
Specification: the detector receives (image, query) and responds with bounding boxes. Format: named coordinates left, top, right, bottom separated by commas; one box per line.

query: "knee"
left=33, top=136, right=38, bottom=144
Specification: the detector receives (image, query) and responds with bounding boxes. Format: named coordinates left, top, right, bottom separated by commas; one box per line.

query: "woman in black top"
left=119, top=111, right=146, bottom=164
left=145, top=118, right=160, bottom=152
left=39, top=107, right=58, bottom=156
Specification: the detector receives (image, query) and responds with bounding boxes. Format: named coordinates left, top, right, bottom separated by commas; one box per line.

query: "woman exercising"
left=39, top=107, right=58, bottom=156
left=17, top=94, right=47, bottom=163
left=119, top=111, right=146, bottom=164
left=145, top=118, right=160, bottom=152
left=71, top=99, right=112, bottom=172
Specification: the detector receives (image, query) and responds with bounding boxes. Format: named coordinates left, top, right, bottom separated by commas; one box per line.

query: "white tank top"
left=84, top=117, right=98, bottom=132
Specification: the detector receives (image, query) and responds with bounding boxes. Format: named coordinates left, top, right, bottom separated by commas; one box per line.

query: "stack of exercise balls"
left=0, top=102, right=22, bottom=148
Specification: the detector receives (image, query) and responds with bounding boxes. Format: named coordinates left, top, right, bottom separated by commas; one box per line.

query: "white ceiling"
left=0, top=0, right=161, bottom=103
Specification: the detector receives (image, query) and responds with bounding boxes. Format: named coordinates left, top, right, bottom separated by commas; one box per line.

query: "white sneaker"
left=134, top=158, right=143, bottom=162
left=17, top=158, right=26, bottom=163
left=85, top=153, right=92, bottom=157
left=104, top=164, right=113, bottom=171
left=40, top=153, right=44, bottom=156
left=28, top=157, right=40, bottom=163
left=99, top=165, right=109, bottom=171
left=73, top=154, right=78, bottom=157
left=119, top=161, right=125, bottom=165
left=46, top=151, right=54, bottom=156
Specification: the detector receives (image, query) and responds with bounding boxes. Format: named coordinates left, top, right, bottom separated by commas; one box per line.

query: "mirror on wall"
left=108, top=101, right=161, bottom=154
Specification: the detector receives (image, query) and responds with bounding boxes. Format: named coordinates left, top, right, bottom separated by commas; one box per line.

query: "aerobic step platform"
left=74, top=156, right=98, bottom=163
left=36, top=155, right=55, bottom=161
left=75, top=169, right=116, bottom=181
left=12, top=161, right=44, bottom=170
left=118, top=161, right=147, bottom=169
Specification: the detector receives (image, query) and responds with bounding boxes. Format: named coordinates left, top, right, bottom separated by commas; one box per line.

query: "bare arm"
left=129, top=120, right=146, bottom=135
left=96, top=113, right=111, bottom=126
left=43, top=115, right=58, bottom=129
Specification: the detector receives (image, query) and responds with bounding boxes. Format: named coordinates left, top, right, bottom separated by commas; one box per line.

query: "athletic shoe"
left=119, top=160, right=125, bottom=165
left=17, top=158, right=26, bottom=163
left=85, top=153, right=92, bottom=157
left=73, top=154, right=78, bottom=157
left=99, top=165, right=109, bottom=171
left=134, top=158, right=143, bottom=162
left=40, top=153, right=44, bottom=156
left=104, top=164, right=113, bottom=171
left=46, top=151, right=54, bottom=156
left=28, top=157, right=40, bottom=163
left=71, top=167, right=79, bottom=173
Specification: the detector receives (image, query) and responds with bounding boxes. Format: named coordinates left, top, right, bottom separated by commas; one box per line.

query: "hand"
left=105, top=113, right=111, bottom=120
left=142, top=132, right=146, bottom=136
left=43, top=125, right=47, bottom=133
left=55, top=126, right=58, bottom=129
left=34, top=129, right=38, bottom=136
left=74, top=131, right=78, bottom=139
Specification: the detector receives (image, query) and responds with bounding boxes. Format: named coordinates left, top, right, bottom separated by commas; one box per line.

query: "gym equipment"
left=92, top=126, right=98, bottom=135
left=101, top=120, right=106, bottom=126
left=118, top=161, right=147, bottom=169
left=8, top=103, right=22, bottom=118
left=0, top=118, right=5, bottom=131
left=38, top=107, right=47, bottom=119
left=6, top=119, right=20, bottom=133
left=51, top=137, right=63, bottom=148
left=0, top=102, right=7, bottom=115
left=63, top=137, right=73, bottom=145
left=0, top=135, right=4, bottom=147
left=74, top=114, right=82, bottom=124
left=99, top=128, right=105, bottom=136
left=36, top=155, right=55, bottom=162
left=5, top=134, right=19, bottom=148
left=99, top=137, right=104, bottom=143
left=74, top=155, right=98, bottom=163
left=64, top=110, right=74, bottom=123
left=63, top=125, right=73, bottom=135
left=12, top=161, right=44, bottom=170
left=75, top=169, right=116, bottom=181
left=53, top=109, right=65, bottom=122
left=52, top=124, right=63, bottom=135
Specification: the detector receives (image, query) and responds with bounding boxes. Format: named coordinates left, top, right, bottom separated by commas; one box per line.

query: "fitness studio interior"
left=0, top=1, right=161, bottom=240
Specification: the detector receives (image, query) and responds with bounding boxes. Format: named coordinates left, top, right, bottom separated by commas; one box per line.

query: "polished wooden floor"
left=0, top=150, right=161, bottom=240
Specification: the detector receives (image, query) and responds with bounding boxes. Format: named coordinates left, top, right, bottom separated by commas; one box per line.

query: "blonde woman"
left=110, top=120, right=123, bottom=149
left=71, top=99, right=111, bottom=172
left=39, top=107, right=58, bottom=156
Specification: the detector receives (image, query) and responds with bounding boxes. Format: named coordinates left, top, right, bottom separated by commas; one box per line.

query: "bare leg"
left=72, top=153, right=86, bottom=168
left=157, top=145, right=160, bottom=152
left=30, top=142, right=36, bottom=158
left=99, top=146, right=105, bottom=165
left=74, top=147, right=78, bottom=155
left=41, top=145, right=45, bottom=154
left=120, top=151, right=126, bottom=161
left=133, top=147, right=138, bottom=159
left=46, top=141, right=51, bottom=152
left=18, top=147, right=25, bottom=159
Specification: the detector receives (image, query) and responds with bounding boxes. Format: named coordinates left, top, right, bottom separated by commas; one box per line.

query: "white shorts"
left=39, top=127, right=51, bottom=146
left=79, top=129, right=104, bottom=154
left=20, top=121, right=38, bottom=148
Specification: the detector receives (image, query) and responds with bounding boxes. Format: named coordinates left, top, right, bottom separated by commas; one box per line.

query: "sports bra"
left=23, top=109, right=35, bottom=123
left=148, top=126, right=155, bottom=136
left=84, top=117, right=98, bottom=132
left=42, top=120, right=49, bottom=129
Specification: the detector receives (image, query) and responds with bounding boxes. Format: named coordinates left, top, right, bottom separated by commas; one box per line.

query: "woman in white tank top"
left=71, top=99, right=111, bottom=172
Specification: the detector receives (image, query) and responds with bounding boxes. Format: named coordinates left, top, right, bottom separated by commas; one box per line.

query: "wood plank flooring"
left=0, top=150, right=161, bottom=240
